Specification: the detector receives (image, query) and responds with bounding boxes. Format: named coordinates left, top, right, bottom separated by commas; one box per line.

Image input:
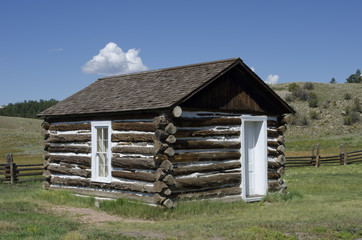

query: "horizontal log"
left=175, top=129, right=240, bottom=138
left=41, top=121, right=50, bottom=130
left=42, top=130, right=50, bottom=139
left=43, top=151, right=50, bottom=160
left=164, top=147, right=175, bottom=157
left=49, top=185, right=154, bottom=203
left=111, top=157, right=156, bottom=170
left=49, top=134, right=91, bottom=143
left=173, top=151, right=241, bottom=163
left=111, top=133, right=154, bottom=142
left=267, top=120, right=279, bottom=127
left=176, top=186, right=241, bottom=200
left=278, top=114, right=292, bottom=125
left=174, top=117, right=241, bottom=127
left=153, top=116, right=169, bottom=129
left=112, top=170, right=155, bottom=182
left=49, top=155, right=91, bottom=166
left=165, top=123, right=177, bottom=135
left=267, top=130, right=279, bottom=138
left=160, top=160, right=173, bottom=172
left=268, top=169, right=281, bottom=180
left=153, top=181, right=168, bottom=193
left=268, top=158, right=282, bottom=168
left=163, top=174, right=176, bottom=186
left=51, top=176, right=154, bottom=193
left=173, top=161, right=241, bottom=176
left=17, top=172, right=43, bottom=177
left=153, top=139, right=168, bottom=153
left=174, top=173, right=241, bottom=191
left=268, top=179, right=286, bottom=191
left=60, top=162, right=88, bottom=169
left=276, top=125, right=287, bottom=134
left=153, top=193, right=166, bottom=204
left=49, top=123, right=91, bottom=131
left=166, top=135, right=177, bottom=144
left=112, top=146, right=155, bottom=155
left=48, top=165, right=90, bottom=178
left=163, top=198, right=174, bottom=208
left=154, top=130, right=169, bottom=141
left=112, top=122, right=157, bottom=132
left=48, top=145, right=91, bottom=154
left=174, top=140, right=240, bottom=150
left=155, top=168, right=167, bottom=180
left=268, top=140, right=280, bottom=148
left=172, top=106, right=182, bottom=118
left=268, top=148, right=282, bottom=157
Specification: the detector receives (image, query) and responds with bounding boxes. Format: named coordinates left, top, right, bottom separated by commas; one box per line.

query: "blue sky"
left=0, top=0, right=361, bottom=105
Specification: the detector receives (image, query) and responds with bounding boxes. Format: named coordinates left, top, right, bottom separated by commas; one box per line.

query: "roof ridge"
left=99, top=57, right=240, bottom=80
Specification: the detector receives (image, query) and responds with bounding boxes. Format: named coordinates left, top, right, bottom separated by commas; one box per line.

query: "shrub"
left=285, top=93, right=294, bottom=102
left=307, top=92, right=318, bottom=108
left=308, top=98, right=319, bottom=108
left=352, top=98, right=361, bottom=112
left=291, top=113, right=309, bottom=126
left=303, top=82, right=314, bottom=90
left=350, top=111, right=360, bottom=123
left=323, top=100, right=330, bottom=109
left=294, top=89, right=310, bottom=101
left=309, top=110, right=319, bottom=120
left=288, top=83, right=300, bottom=92
left=344, top=116, right=352, bottom=125
left=344, top=93, right=352, bottom=100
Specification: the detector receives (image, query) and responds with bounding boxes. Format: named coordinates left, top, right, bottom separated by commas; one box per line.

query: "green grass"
left=0, top=116, right=43, bottom=164
left=1, top=164, right=361, bottom=239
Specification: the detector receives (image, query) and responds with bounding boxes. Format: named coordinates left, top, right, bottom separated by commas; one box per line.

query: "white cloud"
left=265, top=74, right=279, bottom=84
left=250, top=67, right=255, bottom=72
left=82, top=42, right=147, bottom=76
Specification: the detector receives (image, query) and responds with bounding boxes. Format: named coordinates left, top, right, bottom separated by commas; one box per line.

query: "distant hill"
left=270, top=82, right=362, bottom=155
left=0, top=99, right=58, bottom=119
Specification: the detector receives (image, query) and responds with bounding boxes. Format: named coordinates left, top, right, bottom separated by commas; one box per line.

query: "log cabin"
left=38, top=57, right=295, bottom=207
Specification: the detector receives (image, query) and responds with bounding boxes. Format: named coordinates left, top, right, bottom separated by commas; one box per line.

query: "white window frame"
left=240, top=115, right=268, bottom=202
left=91, top=121, right=112, bottom=183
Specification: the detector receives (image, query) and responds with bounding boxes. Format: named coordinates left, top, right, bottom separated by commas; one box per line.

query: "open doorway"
left=241, top=115, right=267, bottom=201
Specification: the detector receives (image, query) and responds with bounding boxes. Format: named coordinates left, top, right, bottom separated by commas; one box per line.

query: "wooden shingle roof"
left=39, top=58, right=294, bottom=116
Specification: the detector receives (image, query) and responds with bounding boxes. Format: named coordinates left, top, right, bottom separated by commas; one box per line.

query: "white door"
left=241, top=116, right=267, bottom=201
left=245, top=122, right=256, bottom=196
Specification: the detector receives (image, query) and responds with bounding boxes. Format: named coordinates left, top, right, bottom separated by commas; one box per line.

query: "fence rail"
left=286, top=143, right=362, bottom=168
left=0, top=154, right=44, bottom=183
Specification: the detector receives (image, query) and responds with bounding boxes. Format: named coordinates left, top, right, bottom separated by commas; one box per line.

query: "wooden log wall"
left=41, top=117, right=158, bottom=201
left=41, top=109, right=290, bottom=205
left=266, top=114, right=291, bottom=193
left=171, top=111, right=242, bottom=201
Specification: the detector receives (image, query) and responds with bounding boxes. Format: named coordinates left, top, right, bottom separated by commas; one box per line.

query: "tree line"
left=0, top=99, right=59, bottom=119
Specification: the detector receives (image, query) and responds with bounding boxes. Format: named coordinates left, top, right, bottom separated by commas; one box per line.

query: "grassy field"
left=0, top=163, right=361, bottom=239
left=0, top=116, right=43, bottom=164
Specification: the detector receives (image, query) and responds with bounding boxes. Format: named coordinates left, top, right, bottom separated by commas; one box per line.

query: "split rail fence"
left=0, top=154, right=44, bottom=184
left=286, top=143, right=362, bottom=168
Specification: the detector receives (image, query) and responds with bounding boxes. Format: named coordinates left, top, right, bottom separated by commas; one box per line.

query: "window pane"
left=97, top=128, right=103, bottom=152
left=97, top=153, right=108, bottom=177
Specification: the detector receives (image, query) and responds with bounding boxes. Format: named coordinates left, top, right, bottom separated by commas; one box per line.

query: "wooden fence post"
left=315, top=144, right=320, bottom=168
left=311, top=145, right=315, bottom=166
left=6, top=154, right=14, bottom=184
left=340, top=144, right=344, bottom=165
left=344, top=143, right=348, bottom=165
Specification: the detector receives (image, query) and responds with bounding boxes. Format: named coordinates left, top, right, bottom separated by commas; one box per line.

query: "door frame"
left=240, top=115, right=268, bottom=201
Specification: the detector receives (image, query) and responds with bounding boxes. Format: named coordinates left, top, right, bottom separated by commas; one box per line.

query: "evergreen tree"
left=346, top=69, right=362, bottom=83
left=330, top=77, right=336, bottom=84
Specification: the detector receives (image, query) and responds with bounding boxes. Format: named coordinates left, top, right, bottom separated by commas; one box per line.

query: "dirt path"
left=49, top=205, right=152, bottom=224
